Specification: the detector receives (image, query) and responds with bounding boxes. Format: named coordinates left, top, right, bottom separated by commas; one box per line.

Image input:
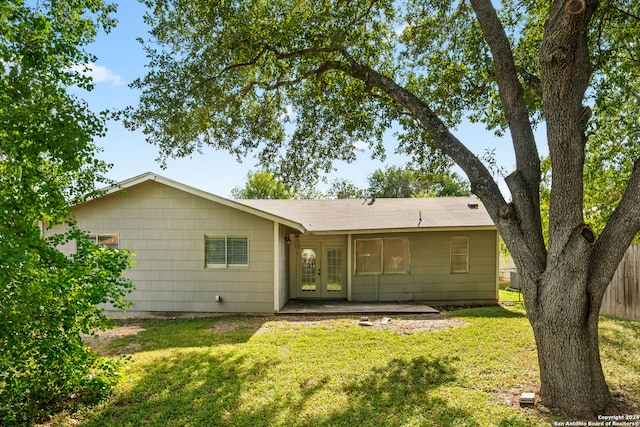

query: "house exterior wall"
left=350, top=230, right=498, bottom=304
left=52, top=181, right=276, bottom=316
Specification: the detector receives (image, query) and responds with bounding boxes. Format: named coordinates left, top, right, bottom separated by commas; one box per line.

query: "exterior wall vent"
left=467, top=203, right=479, bottom=209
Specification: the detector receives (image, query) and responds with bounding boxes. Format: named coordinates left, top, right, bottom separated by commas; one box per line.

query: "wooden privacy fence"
left=600, top=245, right=640, bottom=321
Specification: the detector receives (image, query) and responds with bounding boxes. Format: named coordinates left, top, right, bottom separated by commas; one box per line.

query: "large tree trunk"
left=525, top=270, right=613, bottom=417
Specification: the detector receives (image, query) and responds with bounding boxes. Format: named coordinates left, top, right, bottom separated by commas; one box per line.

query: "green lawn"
left=47, top=305, right=640, bottom=427
left=499, top=284, right=523, bottom=302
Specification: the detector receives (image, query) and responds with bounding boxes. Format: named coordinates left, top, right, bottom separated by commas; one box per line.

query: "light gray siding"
left=59, top=180, right=276, bottom=315
left=351, top=230, right=498, bottom=304
left=49, top=174, right=499, bottom=314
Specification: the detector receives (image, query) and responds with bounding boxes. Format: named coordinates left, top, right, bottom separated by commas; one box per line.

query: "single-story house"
left=51, top=172, right=499, bottom=316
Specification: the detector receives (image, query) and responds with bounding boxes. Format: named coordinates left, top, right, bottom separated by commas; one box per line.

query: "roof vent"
left=367, top=194, right=376, bottom=205
left=467, top=203, right=479, bottom=209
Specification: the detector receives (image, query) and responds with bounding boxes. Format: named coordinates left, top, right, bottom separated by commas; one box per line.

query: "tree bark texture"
left=522, top=247, right=614, bottom=417
left=533, top=301, right=613, bottom=417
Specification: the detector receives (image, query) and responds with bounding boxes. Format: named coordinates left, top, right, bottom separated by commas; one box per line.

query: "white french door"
left=298, top=244, right=346, bottom=298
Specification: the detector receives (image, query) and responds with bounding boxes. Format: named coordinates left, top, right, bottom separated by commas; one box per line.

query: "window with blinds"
left=450, top=236, right=469, bottom=273
left=205, top=236, right=249, bottom=268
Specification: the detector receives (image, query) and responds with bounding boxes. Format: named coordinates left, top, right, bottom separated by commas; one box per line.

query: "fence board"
left=600, top=246, right=640, bottom=321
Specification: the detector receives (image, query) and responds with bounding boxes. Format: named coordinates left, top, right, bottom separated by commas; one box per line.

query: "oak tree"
left=128, top=0, right=640, bottom=416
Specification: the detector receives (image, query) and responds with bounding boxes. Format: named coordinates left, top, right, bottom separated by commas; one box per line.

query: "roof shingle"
left=237, top=197, right=494, bottom=233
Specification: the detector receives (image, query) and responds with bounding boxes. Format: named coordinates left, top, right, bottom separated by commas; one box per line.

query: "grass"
left=499, top=279, right=523, bottom=302
left=43, top=305, right=640, bottom=427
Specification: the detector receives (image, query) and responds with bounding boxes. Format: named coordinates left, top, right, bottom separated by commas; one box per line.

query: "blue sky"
left=79, top=2, right=542, bottom=198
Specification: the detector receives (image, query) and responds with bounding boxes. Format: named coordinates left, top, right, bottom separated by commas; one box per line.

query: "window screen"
left=383, top=238, right=410, bottom=273
left=205, top=237, right=226, bottom=267
left=355, top=239, right=382, bottom=274
left=205, top=236, right=248, bottom=268
left=355, top=238, right=410, bottom=274
left=450, top=236, right=469, bottom=273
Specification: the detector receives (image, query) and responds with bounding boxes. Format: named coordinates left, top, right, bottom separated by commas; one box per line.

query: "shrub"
left=0, top=226, right=134, bottom=425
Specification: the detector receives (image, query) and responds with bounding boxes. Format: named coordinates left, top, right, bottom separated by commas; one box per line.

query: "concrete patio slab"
left=278, top=300, right=440, bottom=315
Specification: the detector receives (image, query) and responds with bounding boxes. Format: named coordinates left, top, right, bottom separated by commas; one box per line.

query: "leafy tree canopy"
left=368, top=165, right=419, bottom=198
left=326, top=177, right=368, bottom=199
left=231, top=170, right=293, bottom=199
left=0, top=1, right=133, bottom=423
left=368, top=164, right=470, bottom=198
left=233, top=165, right=469, bottom=199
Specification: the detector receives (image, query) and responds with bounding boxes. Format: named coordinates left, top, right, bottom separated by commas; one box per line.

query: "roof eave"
left=306, top=225, right=497, bottom=235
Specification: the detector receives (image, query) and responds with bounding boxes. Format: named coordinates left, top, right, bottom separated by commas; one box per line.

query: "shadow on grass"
left=314, top=356, right=474, bottom=427
left=83, top=355, right=463, bottom=427
left=80, top=352, right=537, bottom=427
left=83, top=349, right=279, bottom=426
left=446, top=305, right=527, bottom=319
left=598, top=317, right=640, bottom=414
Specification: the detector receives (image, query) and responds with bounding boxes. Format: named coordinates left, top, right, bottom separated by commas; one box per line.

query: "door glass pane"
left=327, top=248, right=342, bottom=292
left=301, top=248, right=317, bottom=291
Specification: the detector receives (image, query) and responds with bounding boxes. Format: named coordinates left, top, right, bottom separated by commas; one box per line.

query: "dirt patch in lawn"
left=83, top=324, right=145, bottom=353
left=254, top=313, right=467, bottom=335
left=85, top=314, right=466, bottom=350
left=363, top=314, right=467, bottom=334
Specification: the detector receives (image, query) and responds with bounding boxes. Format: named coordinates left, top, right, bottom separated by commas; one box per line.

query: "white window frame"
left=205, top=235, right=249, bottom=269
left=90, top=234, right=119, bottom=249
left=450, top=235, right=469, bottom=274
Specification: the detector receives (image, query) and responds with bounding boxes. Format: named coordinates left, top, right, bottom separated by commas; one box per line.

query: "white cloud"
left=279, top=104, right=296, bottom=121
left=71, top=62, right=125, bottom=86
left=395, top=23, right=409, bottom=37
left=354, top=139, right=371, bottom=150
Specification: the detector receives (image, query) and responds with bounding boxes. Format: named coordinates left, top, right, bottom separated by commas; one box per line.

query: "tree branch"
left=470, top=0, right=546, bottom=264
left=609, top=3, right=640, bottom=21
left=337, top=51, right=498, bottom=200
left=220, top=46, right=270, bottom=74
left=236, top=61, right=342, bottom=96
left=469, top=0, right=540, bottom=181
left=212, top=45, right=343, bottom=82
left=541, top=0, right=598, bottom=259
left=336, top=50, right=546, bottom=280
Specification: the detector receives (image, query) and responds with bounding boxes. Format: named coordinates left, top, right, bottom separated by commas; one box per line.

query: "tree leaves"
left=0, top=1, right=133, bottom=423
left=128, top=0, right=402, bottom=187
